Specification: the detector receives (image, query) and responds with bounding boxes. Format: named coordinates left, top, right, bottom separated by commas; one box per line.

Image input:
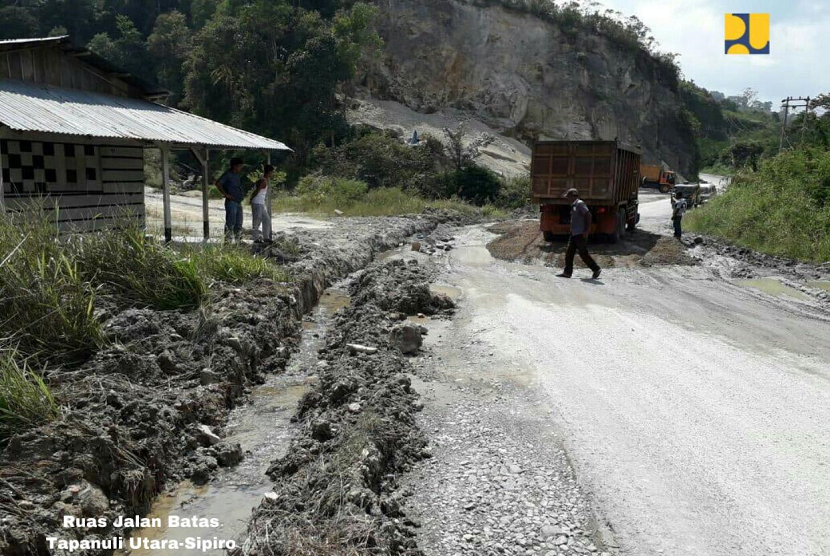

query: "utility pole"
left=779, top=96, right=811, bottom=152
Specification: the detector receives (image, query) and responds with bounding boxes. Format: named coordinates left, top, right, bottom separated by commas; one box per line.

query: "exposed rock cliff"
left=352, top=0, right=696, bottom=176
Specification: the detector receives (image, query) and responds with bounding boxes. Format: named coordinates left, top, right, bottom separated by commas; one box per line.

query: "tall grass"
left=686, top=148, right=830, bottom=262
left=73, top=226, right=207, bottom=311
left=0, top=215, right=103, bottom=363
left=275, top=186, right=508, bottom=218
left=183, top=244, right=292, bottom=284
left=0, top=348, right=60, bottom=438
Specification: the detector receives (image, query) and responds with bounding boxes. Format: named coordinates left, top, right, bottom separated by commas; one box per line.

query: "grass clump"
left=73, top=225, right=207, bottom=311
left=686, top=148, right=830, bottom=262
left=184, top=244, right=292, bottom=285
left=0, top=215, right=103, bottom=363
left=0, top=348, right=60, bottom=438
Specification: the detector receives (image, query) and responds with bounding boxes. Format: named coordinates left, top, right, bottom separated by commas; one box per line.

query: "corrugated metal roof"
left=0, top=79, right=291, bottom=151
left=0, top=37, right=67, bottom=47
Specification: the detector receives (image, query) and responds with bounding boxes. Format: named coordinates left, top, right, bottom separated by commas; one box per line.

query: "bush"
left=497, top=174, right=531, bottom=209
left=313, top=131, right=443, bottom=193
left=687, top=148, right=830, bottom=262
left=295, top=174, right=370, bottom=208
left=438, top=166, right=502, bottom=206
left=0, top=348, right=59, bottom=439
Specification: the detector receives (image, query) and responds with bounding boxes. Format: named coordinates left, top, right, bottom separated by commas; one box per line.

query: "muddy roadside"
left=236, top=227, right=617, bottom=556
left=0, top=210, right=474, bottom=556
left=681, top=234, right=830, bottom=303
left=239, top=257, right=455, bottom=556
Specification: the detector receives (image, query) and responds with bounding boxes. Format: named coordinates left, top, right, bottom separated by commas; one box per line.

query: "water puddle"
left=736, top=278, right=809, bottom=301
left=807, top=280, right=830, bottom=292
left=451, top=245, right=496, bottom=267
left=118, top=287, right=346, bottom=555
left=430, top=284, right=462, bottom=300
left=317, top=289, right=351, bottom=313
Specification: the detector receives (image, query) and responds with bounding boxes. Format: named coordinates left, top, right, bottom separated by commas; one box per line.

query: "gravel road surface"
left=407, top=197, right=830, bottom=556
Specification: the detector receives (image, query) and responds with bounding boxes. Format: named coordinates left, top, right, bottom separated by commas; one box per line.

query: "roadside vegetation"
left=276, top=127, right=528, bottom=217
left=0, top=214, right=291, bottom=363
left=686, top=148, right=830, bottom=262
left=681, top=84, right=829, bottom=175
left=0, top=349, right=59, bottom=439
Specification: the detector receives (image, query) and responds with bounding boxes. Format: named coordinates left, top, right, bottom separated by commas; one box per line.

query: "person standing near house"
left=250, top=164, right=274, bottom=243
left=672, top=191, right=687, bottom=239
left=557, top=188, right=602, bottom=280
left=216, top=157, right=245, bottom=241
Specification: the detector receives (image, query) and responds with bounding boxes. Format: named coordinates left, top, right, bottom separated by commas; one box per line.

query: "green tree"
left=148, top=11, right=193, bottom=103
left=88, top=15, right=151, bottom=79
left=183, top=1, right=381, bottom=168
left=0, top=7, right=39, bottom=39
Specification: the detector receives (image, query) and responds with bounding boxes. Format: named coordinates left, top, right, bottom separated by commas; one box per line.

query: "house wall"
left=1, top=132, right=145, bottom=232
left=1, top=44, right=141, bottom=98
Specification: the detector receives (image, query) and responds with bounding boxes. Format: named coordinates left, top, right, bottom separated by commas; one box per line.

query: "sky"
left=594, top=0, right=830, bottom=107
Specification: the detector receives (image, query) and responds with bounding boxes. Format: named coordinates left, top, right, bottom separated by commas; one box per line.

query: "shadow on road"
left=487, top=221, right=691, bottom=268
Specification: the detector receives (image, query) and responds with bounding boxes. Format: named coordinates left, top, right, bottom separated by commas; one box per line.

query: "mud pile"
left=240, top=259, right=452, bottom=556
left=486, top=220, right=694, bottom=268
left=687, top=234, right=830, bottom=281
left=0, top=281, right=299, bottom=555
left=0, top=213, right=462, bottom=556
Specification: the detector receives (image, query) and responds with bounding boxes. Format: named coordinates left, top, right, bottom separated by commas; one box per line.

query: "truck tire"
left=610, top=209, right=626, bottom=244
left=543, top=231, right=556, bottom=242
left=659, top=184, right=670, bottom=193
left=627, top=219, right=637, bottom=232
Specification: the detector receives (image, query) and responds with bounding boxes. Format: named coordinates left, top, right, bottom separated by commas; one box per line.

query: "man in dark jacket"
left=558, top=188, right=601, bottom=280
left=216, top=157, right=245, bottom=241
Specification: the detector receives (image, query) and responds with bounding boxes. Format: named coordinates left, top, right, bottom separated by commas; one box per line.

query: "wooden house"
left=0, top=36, right=290, bottom=240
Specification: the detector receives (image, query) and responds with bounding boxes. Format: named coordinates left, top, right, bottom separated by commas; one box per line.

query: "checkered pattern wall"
left=1, top=139, right=101, bottom=196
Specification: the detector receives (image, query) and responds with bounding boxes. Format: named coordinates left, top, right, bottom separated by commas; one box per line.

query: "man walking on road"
left=558, top=188, right=601, bottom=280
left=216, top=157, right=245, bottom=241
left=672, top=191, right=687, bottom=239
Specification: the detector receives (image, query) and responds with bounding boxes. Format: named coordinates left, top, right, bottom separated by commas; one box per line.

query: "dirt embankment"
left=0, top=212, right=465, bottom=556
left=486, top=220, right=694, bottom=268
left=240, top=259, right=453, bottom=556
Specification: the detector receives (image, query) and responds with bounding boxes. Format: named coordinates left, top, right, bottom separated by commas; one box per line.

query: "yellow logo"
left=725, top=13, right=769, bottom=54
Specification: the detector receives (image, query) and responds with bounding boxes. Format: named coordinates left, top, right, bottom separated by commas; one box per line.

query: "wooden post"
left=265, top=151, right=272, bottom=240
left=191, top=147, right=211, bottom=241
left=0, top=135, right=5, bottom=215
left=202, top=149, right=210, bottom=241
left=161, top=144, right=172, bottom=243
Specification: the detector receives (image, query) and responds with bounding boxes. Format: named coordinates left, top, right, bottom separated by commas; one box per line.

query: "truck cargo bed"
left=531, top=141, right=640, bottom=204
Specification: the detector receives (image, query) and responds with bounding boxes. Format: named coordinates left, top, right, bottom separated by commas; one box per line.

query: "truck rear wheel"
left=659, top=184, right=670, bottom=193
left=610, top=208, right=626, bottom=244
left=543, top=231, right=556, bottom=242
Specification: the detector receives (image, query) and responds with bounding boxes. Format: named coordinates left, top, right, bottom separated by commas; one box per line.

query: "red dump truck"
left=532, top=140, right=641, bottom=243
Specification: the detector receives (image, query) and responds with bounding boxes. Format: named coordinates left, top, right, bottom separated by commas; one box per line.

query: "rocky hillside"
left=351, top=0, right=696, bottom=177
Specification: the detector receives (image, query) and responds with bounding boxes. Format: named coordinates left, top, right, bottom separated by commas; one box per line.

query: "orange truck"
left=640, top=164, right=675, bottom=193
left=531, top=140, right=641, bottom=243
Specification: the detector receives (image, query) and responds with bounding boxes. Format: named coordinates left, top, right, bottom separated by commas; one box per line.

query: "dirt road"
left=407, top=198, right=830, bottom=556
